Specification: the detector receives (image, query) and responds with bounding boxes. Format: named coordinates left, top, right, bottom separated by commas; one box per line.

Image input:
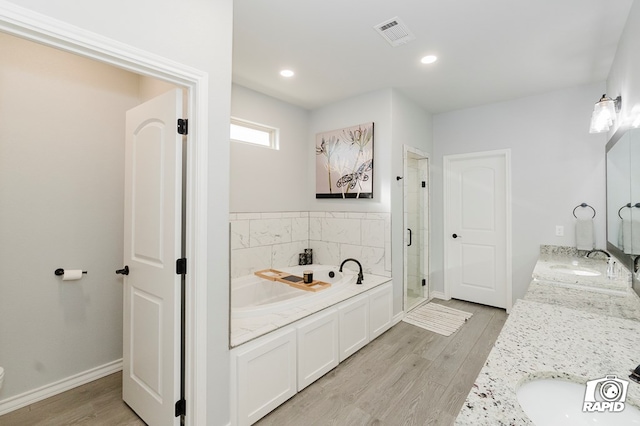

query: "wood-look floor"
left=256, top=299, right=507, bottom=426
left=0, top=372, right=144, bottom=426
left=0, top=299, right=506, bottom=426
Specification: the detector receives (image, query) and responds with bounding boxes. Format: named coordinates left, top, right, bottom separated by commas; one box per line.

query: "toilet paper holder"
left=54, top=268, right=87, bottom=276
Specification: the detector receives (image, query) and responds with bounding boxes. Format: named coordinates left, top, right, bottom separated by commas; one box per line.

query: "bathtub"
left=231, top=264, right=358, bottom=319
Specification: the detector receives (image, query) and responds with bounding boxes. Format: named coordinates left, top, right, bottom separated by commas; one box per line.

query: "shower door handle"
left=407, top=228, right=412, bottom=246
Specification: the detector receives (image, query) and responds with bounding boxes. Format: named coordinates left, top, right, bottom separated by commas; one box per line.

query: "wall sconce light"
left=589, top=94, right=622, bottom=134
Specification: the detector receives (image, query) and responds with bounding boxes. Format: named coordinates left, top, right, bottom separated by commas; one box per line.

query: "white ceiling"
left=232, top=0, right=634, bottom=114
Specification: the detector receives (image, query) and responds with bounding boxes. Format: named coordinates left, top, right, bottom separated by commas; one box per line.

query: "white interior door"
left=444, top=150, right=510, bottom=309
left=122, top=89, right=183, bottom=426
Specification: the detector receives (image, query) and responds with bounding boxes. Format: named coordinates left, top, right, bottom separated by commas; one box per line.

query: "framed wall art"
left=315, top=122, right=374, bottom=199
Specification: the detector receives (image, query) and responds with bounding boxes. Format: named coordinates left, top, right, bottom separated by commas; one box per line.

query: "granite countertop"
left=231, top=271, right=391, bottom=347
left=455, top=247, right=640, bottom=425
left=525, top=281, right=640, bottom=321
left=532, top=249, right=630, bottom=294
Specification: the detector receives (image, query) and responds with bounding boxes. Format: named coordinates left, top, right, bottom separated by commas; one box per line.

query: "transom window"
left=230, top=118, right=278, bottom=149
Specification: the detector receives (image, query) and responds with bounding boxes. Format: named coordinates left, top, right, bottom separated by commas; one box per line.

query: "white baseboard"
left=0, top=359, right=123, bottom=416
left=430, top=291, right=448, bottom=300
left=392, top=311, right=404, bottom=325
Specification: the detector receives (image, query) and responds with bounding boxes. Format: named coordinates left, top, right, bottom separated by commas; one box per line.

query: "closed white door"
left=122, top=89, right=183, bottom=426
left=444, top=150, right=510, bottom=309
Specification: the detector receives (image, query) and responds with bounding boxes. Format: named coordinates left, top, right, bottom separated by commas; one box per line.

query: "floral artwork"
left=315, top=122, right=374, bottom=199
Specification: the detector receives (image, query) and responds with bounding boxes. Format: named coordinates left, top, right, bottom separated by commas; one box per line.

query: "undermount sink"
left=517, top=378, right=640, bottom=425
left=549, top=264, right=601, bottom=277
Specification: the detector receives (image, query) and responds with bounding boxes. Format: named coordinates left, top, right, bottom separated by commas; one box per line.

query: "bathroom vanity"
left=455, top=246, right=640, bottom=425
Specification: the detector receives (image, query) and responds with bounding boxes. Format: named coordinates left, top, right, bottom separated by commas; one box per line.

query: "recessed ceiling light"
left=420, top=55, right=438, bottom=64
left=280, top=69, right=295, bottom=77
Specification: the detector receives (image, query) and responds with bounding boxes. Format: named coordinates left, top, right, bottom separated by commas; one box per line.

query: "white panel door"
left=123, top=89, right=183, bottom=426
left=445, top=150, right=509, bottom=309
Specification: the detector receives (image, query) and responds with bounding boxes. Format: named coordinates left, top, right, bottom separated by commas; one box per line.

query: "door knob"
left=116, top=265, right=129, bottom=275
left=407, top=228, right=413, bottom=246
left=452, top=233, right=461, bottom=239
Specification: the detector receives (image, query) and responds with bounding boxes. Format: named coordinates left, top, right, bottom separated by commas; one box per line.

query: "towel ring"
left=618, top=202, right=640, bottom=219
left=573, top=203, right=596, bottom=219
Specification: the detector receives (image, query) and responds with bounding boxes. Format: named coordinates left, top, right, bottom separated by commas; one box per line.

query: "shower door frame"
left=403, top=146, right=430, bottom=313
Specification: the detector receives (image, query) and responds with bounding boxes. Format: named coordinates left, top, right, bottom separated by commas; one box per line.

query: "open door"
left=122, top=89, right=184, bottom=426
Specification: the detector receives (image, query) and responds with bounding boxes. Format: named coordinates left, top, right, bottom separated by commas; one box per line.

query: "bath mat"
left=402, top=302, right=472, bottom=336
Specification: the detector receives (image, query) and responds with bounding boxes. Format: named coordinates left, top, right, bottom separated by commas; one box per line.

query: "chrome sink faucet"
left=339, top=258, right=363, bottom=284
left=585, top=249, right=611, bottom=259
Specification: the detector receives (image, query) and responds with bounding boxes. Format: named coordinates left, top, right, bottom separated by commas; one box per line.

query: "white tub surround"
left=230, top=278, right=393, bottom=425
left=232, top=265, right=351, bottom=319
left=309, top=211, right=391, bottom=277
left=455, top=247, right=640, bottom=425
left=230, top=212, right=311, bottom=278
left=231, top=265, right=391, bottom=347
left=230, top=211, right=391, bottom=279
left=229, top=210, right=394, bottom=424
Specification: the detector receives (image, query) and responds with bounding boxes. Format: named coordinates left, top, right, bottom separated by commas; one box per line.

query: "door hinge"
left=422, top=279, right=426, bottom=287
left=175, top=399, right=186, bottom=417
left=177, top=118, right=188, bottom=135
left=421, top=181, right=426, bottom=188
left=176, top=258, right=187, bottom=275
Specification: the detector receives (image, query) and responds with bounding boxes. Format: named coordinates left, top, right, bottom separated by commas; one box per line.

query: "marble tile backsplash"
left=230, top=211, right=391, bottom=278
left=309, top=212, right=391, bottom=277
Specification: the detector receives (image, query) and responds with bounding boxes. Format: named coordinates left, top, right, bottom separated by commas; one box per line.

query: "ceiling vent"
left=374, top=17, right=415, bottom=47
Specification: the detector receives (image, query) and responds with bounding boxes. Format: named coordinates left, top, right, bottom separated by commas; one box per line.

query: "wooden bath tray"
left=254, top=269, right=331, bottom=292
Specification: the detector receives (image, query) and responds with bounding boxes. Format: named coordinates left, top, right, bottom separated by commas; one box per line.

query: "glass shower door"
left=406, top=154, right=427, bottom=311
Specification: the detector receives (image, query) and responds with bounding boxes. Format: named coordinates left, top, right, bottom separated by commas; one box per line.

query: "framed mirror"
left=606, top=128, right=631, bottom=252
left=606, top=126, right=640, bottom=293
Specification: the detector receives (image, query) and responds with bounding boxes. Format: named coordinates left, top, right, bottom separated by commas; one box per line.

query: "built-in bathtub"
left=230, top=264, right=392, bottom=347
left=230, top=266, right=394, bottom=425
left=231, top=264, right=357, bottom=319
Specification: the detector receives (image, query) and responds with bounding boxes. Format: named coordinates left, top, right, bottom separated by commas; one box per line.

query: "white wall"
left=3, top=1, right=233, bottom=423
left=0, top=32, right=139, bottom=400
left=229, top=87, right=431, bottom=316
left=390, top=91, right=432, bottom=311
left=309, top=89, right=393, bottom=213
left=390, top=90, right=434, bottom=157
left=308, top=89, right=433, bottom=314
left=139, top=76, right=179, bottom=103
left=308, top=90, right=394, bottom=314
left=230, top=84, right=310, bottom=212
left=230, top=88, right=430, bottom=315
left=432, top=82, right=608, bottom=302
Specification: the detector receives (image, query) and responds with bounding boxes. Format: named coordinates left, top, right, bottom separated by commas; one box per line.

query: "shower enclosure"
left=404, top=147, right=429, bottom=312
